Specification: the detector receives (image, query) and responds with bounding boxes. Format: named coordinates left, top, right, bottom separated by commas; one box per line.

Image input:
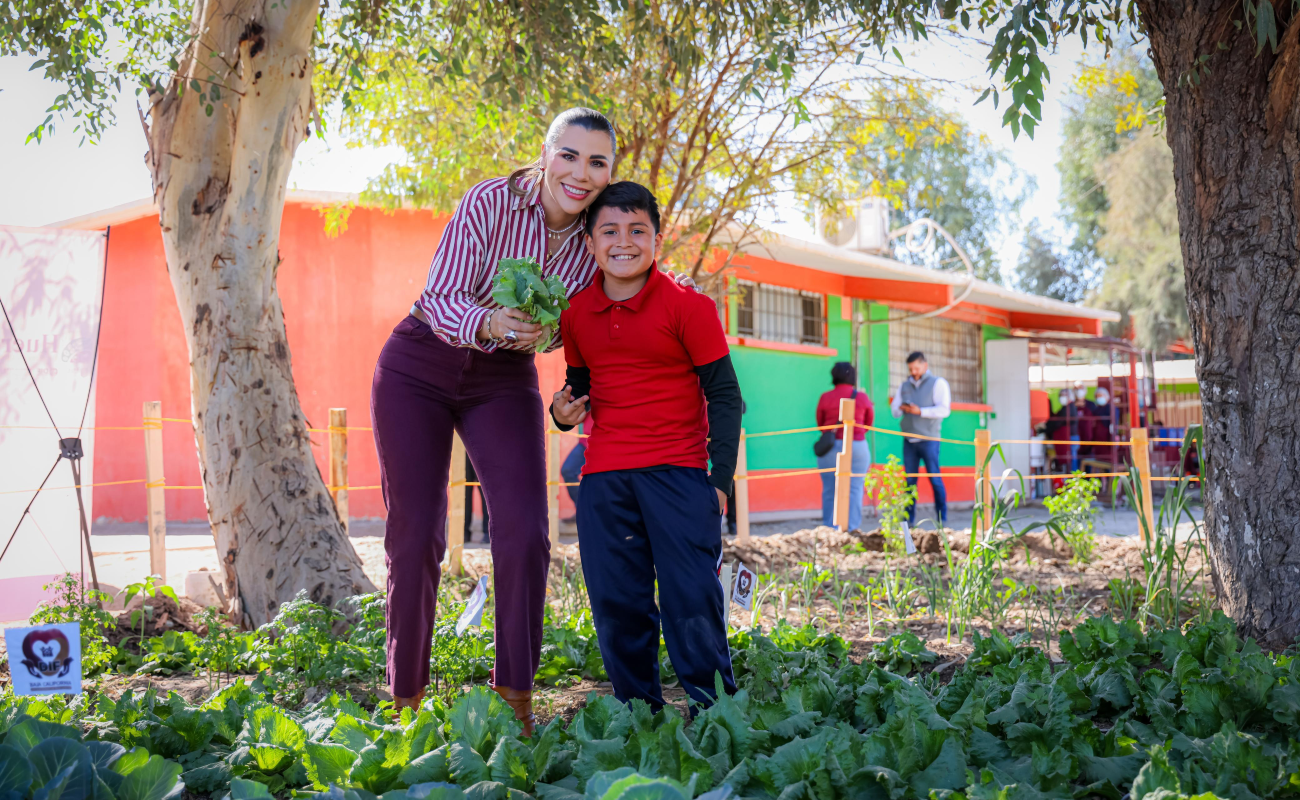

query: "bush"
left=1044, top=471, right=1101, bottom=565
left=29, top=573, right=117, bottom=676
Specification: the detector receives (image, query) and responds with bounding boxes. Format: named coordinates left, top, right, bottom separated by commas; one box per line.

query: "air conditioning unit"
left=815, top=197, right=891, bottom=254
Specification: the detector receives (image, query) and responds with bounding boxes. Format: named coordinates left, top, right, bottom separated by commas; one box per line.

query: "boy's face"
left=585, top=207, right=663, bottom=280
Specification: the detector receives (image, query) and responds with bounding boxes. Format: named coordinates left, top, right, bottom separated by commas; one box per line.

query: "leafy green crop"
left=490, top=257, right=569, bottom=351
left=8, top=594, right=1300, bottom=800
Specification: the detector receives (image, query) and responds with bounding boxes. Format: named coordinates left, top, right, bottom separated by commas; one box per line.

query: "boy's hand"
left=552, top=385, right=589, bottom=427
left=716, top=487, right=727, bottom=511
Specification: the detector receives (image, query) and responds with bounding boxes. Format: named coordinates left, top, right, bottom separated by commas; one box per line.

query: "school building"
left=54, top=192, right=1119, bottom=525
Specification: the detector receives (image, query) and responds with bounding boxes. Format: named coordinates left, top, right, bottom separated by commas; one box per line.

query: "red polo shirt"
left=560, top=266, right=730, bottom=475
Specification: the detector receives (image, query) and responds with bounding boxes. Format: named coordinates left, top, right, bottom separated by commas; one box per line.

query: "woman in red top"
left=815, top=361, right=874, bottom=529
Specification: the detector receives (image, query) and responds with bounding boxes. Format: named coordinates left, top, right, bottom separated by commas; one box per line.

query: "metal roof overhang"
left=730, top=229, right=1121, bottom=330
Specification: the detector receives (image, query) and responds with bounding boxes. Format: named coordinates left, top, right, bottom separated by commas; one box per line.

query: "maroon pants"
left=371, top=315, right=550, bottom=697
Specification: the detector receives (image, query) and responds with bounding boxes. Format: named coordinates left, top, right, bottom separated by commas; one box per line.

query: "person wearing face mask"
left=370, top=108, right=694, bottom=730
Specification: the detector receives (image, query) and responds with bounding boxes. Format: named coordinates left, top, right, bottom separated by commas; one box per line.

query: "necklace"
left=546, top=217, right=580, bottom=239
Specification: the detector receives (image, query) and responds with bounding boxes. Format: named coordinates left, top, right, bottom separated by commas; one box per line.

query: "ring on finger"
left=504, top=329, right=518, bottom=342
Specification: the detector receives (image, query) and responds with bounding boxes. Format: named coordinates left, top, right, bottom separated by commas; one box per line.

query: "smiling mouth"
left=561, top=183, right=590, bottom=200
left=612, top=254, right=638, bottom=261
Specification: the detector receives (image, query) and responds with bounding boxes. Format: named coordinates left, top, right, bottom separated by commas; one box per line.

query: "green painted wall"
left=733, top=295, right=1002, bottom=472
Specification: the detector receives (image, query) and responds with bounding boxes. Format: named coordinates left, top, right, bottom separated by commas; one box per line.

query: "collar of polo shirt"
left=591, top=261, right=663, bottom=312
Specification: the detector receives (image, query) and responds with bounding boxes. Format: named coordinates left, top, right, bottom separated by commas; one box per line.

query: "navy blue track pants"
left=577, top=467, right=737, bottom=712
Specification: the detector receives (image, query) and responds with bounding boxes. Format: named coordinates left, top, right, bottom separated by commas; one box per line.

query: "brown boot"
left=393, top=689, right=426, bottom=712
left=492, top=684, right=536, bottom=738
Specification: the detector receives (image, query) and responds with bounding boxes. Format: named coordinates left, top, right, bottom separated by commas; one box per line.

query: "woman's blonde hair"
left=507, top=107, right=617, bottom=197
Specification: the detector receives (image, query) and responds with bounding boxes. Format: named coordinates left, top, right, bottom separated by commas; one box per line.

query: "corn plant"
left=1113, top=425, right=1211, bottom=630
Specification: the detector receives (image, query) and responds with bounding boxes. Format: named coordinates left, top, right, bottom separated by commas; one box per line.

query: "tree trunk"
left=1141, top=0, right=1300, bottom=649
left=142, top=0, right=375, bottom=625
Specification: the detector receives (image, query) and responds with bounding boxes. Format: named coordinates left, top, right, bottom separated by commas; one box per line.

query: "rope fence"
left=23, top=399, right=1197, bottom=576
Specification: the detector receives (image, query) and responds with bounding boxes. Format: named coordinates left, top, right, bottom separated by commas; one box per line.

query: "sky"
left=0, top=33, right=1090, bottom=275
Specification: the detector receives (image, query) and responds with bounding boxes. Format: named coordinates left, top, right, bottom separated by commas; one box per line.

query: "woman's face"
left=541, top=126, right=614, bottom=217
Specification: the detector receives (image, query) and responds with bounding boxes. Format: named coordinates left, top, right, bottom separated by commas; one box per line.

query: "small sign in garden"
left=4, top=621, right=82, bottom=695
left=732, top=563, right=755, bottom=609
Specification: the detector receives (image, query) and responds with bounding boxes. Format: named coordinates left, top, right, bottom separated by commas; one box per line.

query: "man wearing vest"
left=891, top=351, right=951, bottom=526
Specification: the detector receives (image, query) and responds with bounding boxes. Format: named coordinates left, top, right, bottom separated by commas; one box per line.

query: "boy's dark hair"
left=831, top=361, right=856, bottom=386
left=906, top=351, right=927, bottom=364
left=585, top=181, right=660, bottom=235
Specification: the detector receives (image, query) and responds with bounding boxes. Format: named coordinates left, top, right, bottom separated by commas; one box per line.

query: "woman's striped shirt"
left=412, top=176, right=597, bottom=353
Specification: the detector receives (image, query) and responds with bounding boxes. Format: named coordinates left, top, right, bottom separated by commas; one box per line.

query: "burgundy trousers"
left=371, top=315, right=550, bottom=697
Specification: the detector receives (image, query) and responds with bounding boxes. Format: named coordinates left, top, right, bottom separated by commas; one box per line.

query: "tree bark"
left=1141, top=0, right=1300, bottom=648
left=143, top=0, right=375, bottom=625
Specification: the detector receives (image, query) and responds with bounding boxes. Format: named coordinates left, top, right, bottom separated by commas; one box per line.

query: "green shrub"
left=28, top=573, right=117, bottom=676
left=1044, top=471, right=1102, bottom=565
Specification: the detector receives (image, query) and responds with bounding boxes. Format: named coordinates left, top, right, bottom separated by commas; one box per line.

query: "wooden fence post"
left=547, top=430, right=562, bottom=548
left=735, top=430, right=750, bottom=543
left=447, top=432, right=466, bottom=575
left=1130, top=427, right=1155, bottom=542
left=329, top=408, right=348, bottom=535
left=833, top=397, right=855, bottom=531
left=142, top=400, right=166, bottom=579
left=974, top=429, right=992, bottom=539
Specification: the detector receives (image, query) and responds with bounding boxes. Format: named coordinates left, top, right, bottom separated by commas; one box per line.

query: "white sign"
left=902, top=522, right=917, bottom=555
left=731, top=563, right=756, bottom=610
left=0, top=227, right=107, bottom=621
left=5, top=622, right=82, bottom=695
left=456, top=576, right=488, bottom=635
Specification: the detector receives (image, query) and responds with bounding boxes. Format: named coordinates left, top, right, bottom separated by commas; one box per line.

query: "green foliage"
left=6, top=610, right=1300, bottom=800
left=0, top=700, right=184, bottom=800
left=535, top=610, right=605, bottom=688
left=871, top=455, right=916, bottom=550
left=1042, top=472, right=1101, bottom=566
left=29, top=573, right=117, bottom=676
left=868, top=631, right=938, bottom=674
left=490, top=257, right=570, bottom=351
left=1013, top=220, right=1091, bottom=303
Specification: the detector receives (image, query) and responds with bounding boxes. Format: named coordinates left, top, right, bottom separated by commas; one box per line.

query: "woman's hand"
left=479, top=307, right=542, bottom=347
left=664, top=270, right=700, bottom=291
left=552, top=385, right=589, bottom=427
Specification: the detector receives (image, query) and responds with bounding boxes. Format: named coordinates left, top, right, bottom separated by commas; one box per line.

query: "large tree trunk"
left=142, top=0, right=375, bottom=625
left=1141, top=0, right=1300, bottom=649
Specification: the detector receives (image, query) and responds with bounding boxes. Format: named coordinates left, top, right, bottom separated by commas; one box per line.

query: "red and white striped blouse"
left=412, top=176, right=597, bottom=353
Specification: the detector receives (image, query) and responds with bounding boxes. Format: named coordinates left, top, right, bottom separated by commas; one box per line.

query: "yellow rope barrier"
left=744, top=424, right=839, bottom=439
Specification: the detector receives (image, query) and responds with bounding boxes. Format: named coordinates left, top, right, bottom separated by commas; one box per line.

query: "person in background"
left=464, top=455, right=489, bottom=543
left=891, top=351, right=950, bottom=527
left=559, top=436, right=586, bottom=525
left=815, top=362, right=874, bottom=530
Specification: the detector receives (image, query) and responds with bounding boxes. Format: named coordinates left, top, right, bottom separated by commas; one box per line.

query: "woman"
left=815, top=361, right=874, bottom=530
left=371, top=107, right=691, bottom=732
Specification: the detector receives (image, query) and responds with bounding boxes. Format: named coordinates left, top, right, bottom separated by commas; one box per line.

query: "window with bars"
left=888, top=316, right=983, bottom=404
left=735, top=281, right=826, bottom=345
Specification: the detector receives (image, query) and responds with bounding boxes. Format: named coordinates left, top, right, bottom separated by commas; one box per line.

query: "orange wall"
left=92, top=204, right=578, bottom=523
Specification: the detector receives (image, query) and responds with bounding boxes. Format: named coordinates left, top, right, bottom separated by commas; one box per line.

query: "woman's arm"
left=414, top=183, right=497, bottom=349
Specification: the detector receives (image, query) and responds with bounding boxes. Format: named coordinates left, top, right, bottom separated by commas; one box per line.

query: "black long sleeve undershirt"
left=548, top=355, right=744, bottom=495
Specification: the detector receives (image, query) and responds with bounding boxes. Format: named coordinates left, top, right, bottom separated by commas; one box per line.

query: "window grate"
left=736, top=281, right=825, bottom=345
left=888, top=316, right=983, bottom=404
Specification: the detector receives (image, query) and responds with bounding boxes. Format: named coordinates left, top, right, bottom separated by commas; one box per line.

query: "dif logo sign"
left=4, top=622, right=82, bottom=695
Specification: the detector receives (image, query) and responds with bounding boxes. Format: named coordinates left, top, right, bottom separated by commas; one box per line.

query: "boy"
left=550, top=181, right=741, bottom=713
